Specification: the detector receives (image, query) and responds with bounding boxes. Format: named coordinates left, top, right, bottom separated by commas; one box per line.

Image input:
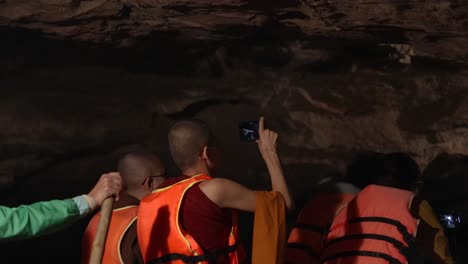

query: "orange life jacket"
left=137, top=174, right=242, bottom=264
left=321, top=185, right=419, bottom=264
left=286, top=193, right=356, bottom=264
left=82, top=206, right=138, bottom=264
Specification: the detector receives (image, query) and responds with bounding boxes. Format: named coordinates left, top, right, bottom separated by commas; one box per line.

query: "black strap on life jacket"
left=348, top=217, right=415, bottom=246
left=287, top=223, right=329, bottom=258
left=321, top=217, right=416, bottom=263
left=292, top=222, right=330, bottom=235
left=287, top=242, right=320, bottom=258
left=326, top=233, right=410, bottom=257
left=147, top=242, right=239, bottom=264
left=321, top=250, right=403, bottom=264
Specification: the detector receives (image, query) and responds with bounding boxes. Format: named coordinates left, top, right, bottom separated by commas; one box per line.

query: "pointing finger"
left=259, top=116, right=265, bottom=135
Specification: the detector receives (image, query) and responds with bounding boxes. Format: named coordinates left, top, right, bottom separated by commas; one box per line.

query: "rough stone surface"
left=1, top=1, right=468, bottom=263
left=1, top=0, right=468, bottom=209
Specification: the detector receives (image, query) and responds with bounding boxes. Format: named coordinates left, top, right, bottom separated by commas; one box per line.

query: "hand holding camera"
left=239, top=116, right=293, bottom=209
left=239, top=117, right=278, bottom=158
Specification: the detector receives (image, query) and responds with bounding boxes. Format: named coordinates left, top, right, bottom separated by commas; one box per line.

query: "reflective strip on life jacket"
left=82, top=205, right=138, bottom=264
left=137, top=174, right=242, bottom=264
left=321, top=185, right=418, bottom=264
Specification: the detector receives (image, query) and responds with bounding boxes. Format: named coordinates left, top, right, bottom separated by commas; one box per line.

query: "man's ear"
left=201, top=146, right=209, bottom=160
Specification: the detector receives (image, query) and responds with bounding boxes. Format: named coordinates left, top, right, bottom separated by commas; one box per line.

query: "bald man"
left=82, top=151, right=166, bottom=264
left=138, top=117, right=293, bottom=264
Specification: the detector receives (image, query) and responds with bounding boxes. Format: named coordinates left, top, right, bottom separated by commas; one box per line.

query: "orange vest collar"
left=138, top=174, right=242, bottom=264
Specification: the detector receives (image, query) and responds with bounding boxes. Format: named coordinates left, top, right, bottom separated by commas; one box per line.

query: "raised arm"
left=200, top=117, right=294, bottom=212
left=256, top=116, right=294, bottom=210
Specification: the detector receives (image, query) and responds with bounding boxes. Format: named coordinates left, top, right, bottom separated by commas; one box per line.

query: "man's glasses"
left=142, top=173, right=167, bottom=190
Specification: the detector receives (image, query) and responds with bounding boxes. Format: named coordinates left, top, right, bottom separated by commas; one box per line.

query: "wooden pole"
left=89, top=197, right=115, bottom=264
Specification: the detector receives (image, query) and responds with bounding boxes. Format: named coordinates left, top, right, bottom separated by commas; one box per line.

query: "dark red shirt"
left=159, top=175, right=233, bottom=264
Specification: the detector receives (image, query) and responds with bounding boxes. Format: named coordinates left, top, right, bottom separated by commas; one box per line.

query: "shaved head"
left=118, top=150, right=165, bottom=189
left=168, top=119, right=212, bottom=171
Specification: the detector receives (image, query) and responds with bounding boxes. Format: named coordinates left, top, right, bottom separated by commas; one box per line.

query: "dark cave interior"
left=1, top=0, right=468, bottom=263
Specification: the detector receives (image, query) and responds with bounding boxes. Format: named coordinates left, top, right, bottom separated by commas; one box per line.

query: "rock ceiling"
left=1, top=0, right=468, bottom=201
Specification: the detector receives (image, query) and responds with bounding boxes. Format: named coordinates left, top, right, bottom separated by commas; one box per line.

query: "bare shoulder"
left=199, top=178, right=233, bottom=205
left=199, top=178, right=232, bottom=195
left=199, top=178, right=256, bottom=211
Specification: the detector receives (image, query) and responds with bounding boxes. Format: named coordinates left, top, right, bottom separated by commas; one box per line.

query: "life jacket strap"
left=287, top=242, right=320, bottom=258
left=292, top=223, right=330, bottom=235
left=347, top=217, right=415, bottom=246
left=325, top=233, right=410, bottom=257
left=321, top=250, right=403, bottom=264
left=147, top=241, right=239, bottom=264
left=322, top=216, right=416, bottom=263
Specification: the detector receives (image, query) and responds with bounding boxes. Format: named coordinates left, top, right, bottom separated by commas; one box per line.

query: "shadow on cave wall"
left=1, top=11, right=468, bottom=262
left=2, top=24, right=444, bottom=78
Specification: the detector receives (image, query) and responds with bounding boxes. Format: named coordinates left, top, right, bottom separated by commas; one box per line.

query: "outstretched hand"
left=256, top=116, right=278, bottom=157
left=88, top=172, right=122, bottom=209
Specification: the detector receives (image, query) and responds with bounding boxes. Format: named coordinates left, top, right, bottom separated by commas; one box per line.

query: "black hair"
left=346, top=151, right=420, bottom=191
left=168, top=119, right=213, bottom=171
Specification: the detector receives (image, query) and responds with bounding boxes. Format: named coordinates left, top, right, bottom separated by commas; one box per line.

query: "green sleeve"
left=0, top=198, right=81, bottom=241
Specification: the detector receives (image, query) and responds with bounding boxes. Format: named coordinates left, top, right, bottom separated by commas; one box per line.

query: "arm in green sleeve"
left=0, top=195, right=90, bottom=241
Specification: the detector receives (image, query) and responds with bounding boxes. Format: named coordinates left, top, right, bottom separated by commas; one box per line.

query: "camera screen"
left=239, top=121, right=259, bottom=141
left=440, top=214, right=461, bottom=229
